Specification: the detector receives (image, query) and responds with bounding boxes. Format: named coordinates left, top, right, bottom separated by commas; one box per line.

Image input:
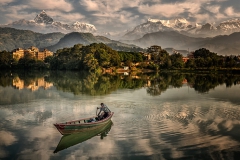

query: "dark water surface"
left=0, top=71, right=240, bottom=160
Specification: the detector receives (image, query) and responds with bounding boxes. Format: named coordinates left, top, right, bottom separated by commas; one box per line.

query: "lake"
left=0, top=70, right=240, bottom=160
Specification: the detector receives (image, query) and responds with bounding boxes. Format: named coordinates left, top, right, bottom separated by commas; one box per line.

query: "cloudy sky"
left=0, top=0, right=240, bottom=34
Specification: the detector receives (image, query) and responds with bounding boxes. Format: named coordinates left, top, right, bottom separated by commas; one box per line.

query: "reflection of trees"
left=186, top=74, right=240, bottom=93
left=0, top=71, right=13, bottom=87
left=47, top=71, right=148, bottom=96
left=1, top=71, right=240, bottom=96
left=146, top=73, right=240, bottom=95
left=146, top=73, right=185, bottom=96
left=146, top=76, right=169, bottom=96
left=187, top=74, right=221, bottom=93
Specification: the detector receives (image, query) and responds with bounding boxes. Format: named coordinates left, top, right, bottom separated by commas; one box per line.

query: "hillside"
left=46, top=32, right=143, bottom=52
left=128, top=31, right=240, bottom=55
left=0, top=27, right=65, bottom=51
left=0, top=28, right=143, bottom=53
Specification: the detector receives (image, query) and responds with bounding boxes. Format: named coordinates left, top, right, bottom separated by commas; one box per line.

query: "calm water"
left=0, top=71, right=240, bottom=160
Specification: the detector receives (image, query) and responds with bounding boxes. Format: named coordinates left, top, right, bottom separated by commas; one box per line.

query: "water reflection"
left=0, top=71, right=240, bottom=159
left=113, top=99, right=240, bottom=159
left=54, top=120, right=113, bottom=153
left=1, top=71, right=240, bottom=97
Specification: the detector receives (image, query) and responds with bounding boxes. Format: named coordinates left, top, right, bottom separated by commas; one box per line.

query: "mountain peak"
left=71, top=21, right=97, bottom=32
left=34, top=10, right=53, bottom=24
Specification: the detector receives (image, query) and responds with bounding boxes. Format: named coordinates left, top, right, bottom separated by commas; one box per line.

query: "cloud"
left=80, top=0, right=100, bottom=12
left=0, top=131, right=17, bottom=146
left=205, top=5, right=221, bottom=14
left=28, top=0, right=73, bottom=12
left=138, top=0, right=216, bottom=18
left=46, top=10, right=85, bottom=23
left=0, top=0, right=239, bottom=34
left=224, top=6, right=240, bottom=17
left=0, top=0, right=14, bottom=5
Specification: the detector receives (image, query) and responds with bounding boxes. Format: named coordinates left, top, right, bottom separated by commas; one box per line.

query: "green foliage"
left=17, top=53, right=48, bottom=70
left=50, top=44, right=83, bottom=70
left=118, top=51, right=144, bottom=63
left=0, top=50, right=12, bottom=69
left=170, top=53, right=184, bottom=69
left=83, top=53, right=99, bottom=71
left=0, top=27, right=64, bottom=51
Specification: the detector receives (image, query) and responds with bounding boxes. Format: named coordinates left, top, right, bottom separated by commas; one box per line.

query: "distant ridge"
left=128, top=30, right=240, bottom=55
left=0, top=27, right=64, bottom=51
left=0, top=27, right=142, bottom=52
left=46, top=32, right=143, bottom=52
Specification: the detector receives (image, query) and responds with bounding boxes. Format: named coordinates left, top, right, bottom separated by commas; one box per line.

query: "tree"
left=83, top=53, right=99, bottom=71
left=185, top=59, right=196, bottom=68
left=0, top=51, right=12, bottom=69
left=170, top=53, right=184, bottom=68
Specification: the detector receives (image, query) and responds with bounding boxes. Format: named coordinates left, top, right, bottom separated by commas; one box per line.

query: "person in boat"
left=97, top=103, right=111, bottom=120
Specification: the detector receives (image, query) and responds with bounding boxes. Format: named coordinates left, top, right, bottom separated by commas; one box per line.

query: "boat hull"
left=54, top=112, right=114, bottom=135
left=54, top=120, right=113, bottom=153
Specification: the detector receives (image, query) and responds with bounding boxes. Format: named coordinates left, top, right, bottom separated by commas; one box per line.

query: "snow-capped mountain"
left=34, top=10, right=53, bottom=24
left=122, top=18, right=198, bottom=40
left=123, top=18, right=240, bottom=40
left=217, top=19, right=240, bottom=34
left=149, top=18, right=194, bottom=31
left=2, top=10, right=97, bottom=34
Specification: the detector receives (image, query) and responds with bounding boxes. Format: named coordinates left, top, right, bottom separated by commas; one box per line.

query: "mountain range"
left=0, top=10, right=240, bottom=55
left=2, top=10, right=240, bottom=40
left=0, top=27, right=143, bottom=52
left=122, top=18, right=240, bottom=40
left=127, top=31, right=240, bottom=55
left=1, top=10, right=97, bottom=34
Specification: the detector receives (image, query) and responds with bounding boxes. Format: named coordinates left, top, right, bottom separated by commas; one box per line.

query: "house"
left=12, top=46, right=53, bottom=61
left=12, top=48, right=25, bottom=60
left=147, top=45, right=162, bottom=53
left=182, top=57, right=189, bottom=63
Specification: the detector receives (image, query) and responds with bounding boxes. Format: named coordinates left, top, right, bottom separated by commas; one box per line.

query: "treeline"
left=0, top=43, right=240, bottom=71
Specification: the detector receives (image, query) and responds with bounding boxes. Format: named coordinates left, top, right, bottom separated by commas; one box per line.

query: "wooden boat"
left=54, top=111, right=114, bottom=135
left=54, top=120, right=113, bottom=153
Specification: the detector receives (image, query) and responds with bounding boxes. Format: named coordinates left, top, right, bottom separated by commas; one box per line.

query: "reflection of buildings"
left=13, top=77, right=24, bottom=90
left=182, top=79, right=188, bottom=84
left=12, top=46, right=53, bottom=61
left=12, top=77, right=53, bottom=91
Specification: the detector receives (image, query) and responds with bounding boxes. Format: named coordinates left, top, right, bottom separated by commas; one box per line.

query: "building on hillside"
left=147, top=45, right=162, bottom=53
left=142, top=53, right=151, bottom=60
left=142, top=45, right=163, bottom=61
left=182, top=57, right=189, bottom=63
left=12, top=46, right=53, bottom=61
left=12, top=48, right=25, bottom=60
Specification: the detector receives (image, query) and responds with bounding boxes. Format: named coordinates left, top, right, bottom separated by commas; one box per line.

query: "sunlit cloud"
left=225, top=7, right=235, bottom=16
left=138, top=0, right=207, bottom=20
left=0, top=131, right=17, bottom=146
left=28, top=0, right=73, bottom=12
left=0, top=0, right=239, bottom=38
left=46, top=10, right=85, bottom=24
left=205, top=5, right=221, bottom=14
left=0, top=0, right=14, bottom=5
left=80, top=0, right=100, bottom=11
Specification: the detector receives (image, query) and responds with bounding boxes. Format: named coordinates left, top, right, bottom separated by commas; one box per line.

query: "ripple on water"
left=110, top=99, right=240, bottom=159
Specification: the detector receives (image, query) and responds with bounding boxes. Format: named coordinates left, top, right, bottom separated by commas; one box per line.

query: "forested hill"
left=0, top=27, right=143, bottom=53
left=0, top=27, right=65, bottom=51
left=45, top=32, right=144, bottom=52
